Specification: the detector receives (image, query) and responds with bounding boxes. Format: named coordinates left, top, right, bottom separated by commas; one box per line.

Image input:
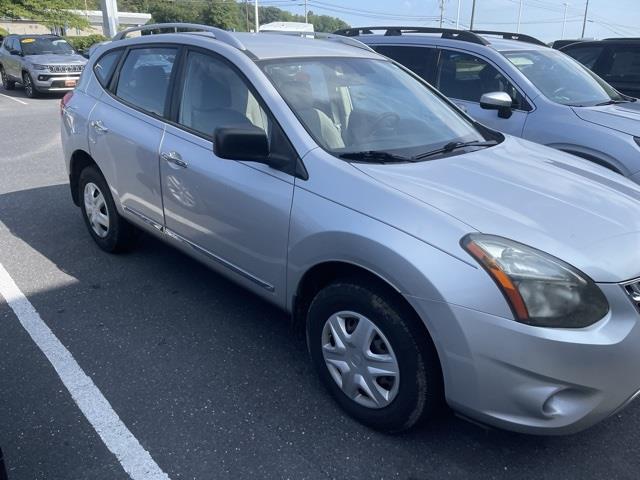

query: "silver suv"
left=0, top=34, right=87, bottom=97
left=339, top=27, right=640, bottom=182
left=61, top=23, right=640, bottom=435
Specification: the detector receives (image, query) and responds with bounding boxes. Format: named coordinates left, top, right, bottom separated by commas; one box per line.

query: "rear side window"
left=94, top=50, right=122, bottom=87
left=114, top=47, right=178, bottom=116
left=373, top=45, right=435, bottom=82
left=563, top=45, right=604, bottom=69
left=603, top=47, right=640, bottom=82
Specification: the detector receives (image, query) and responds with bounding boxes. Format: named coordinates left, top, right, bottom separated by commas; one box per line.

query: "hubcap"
left=321, top=311, right=400, bottom=409
left=83, top=182, right=110, bottom=238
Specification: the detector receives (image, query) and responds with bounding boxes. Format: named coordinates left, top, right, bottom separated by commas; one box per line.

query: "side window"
left=602, top=47, right=640, bottom=82
left=94, top=50, right=122, bottom=87
left=436, top=50, right=526, bottom=109
left=373, top=45, right=434, bottom=82
left=563, top=45, right=604, bottom=70
left=178, top=51, right=269, bottom=138
left=114, top=47, right=177, bottom=116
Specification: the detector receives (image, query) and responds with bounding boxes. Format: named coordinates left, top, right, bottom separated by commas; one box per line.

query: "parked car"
left=0, top=34, right=87, bottom=97
left=562, top=38, right=640, bottom=98
left=551, top=39, right=590, bottom=50
left=338, top=27, right=640, bottom=181
left=62, top=23, right=640, bottom=435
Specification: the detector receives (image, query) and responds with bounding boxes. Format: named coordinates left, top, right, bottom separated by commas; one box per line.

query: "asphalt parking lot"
left=1, top=87, right=640, bottom=480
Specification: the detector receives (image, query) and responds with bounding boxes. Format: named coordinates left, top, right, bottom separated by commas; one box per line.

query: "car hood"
left=572, top=101, right=640, bottom=137
left=354, top=137, right=640, bottom=283
left=24, top=54, right=87, bottom=65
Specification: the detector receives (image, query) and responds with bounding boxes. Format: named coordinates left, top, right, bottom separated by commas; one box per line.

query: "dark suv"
left=562, top=38, right=640, bottom=98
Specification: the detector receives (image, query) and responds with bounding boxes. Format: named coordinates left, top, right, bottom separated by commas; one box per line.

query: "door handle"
left=90, top=120, right=109, bottom=133
left=161, top=151, right=187, bottom=168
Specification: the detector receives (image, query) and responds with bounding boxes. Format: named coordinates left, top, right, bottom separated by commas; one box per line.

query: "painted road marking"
left=0, top=262, right=170, bottom=480
left=0, top=93, right=28, bottom=105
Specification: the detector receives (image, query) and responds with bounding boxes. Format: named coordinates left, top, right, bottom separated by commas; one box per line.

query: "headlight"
left=30, top=64, right=48, bottom=70
left=462, top=234, right=609, bottom=328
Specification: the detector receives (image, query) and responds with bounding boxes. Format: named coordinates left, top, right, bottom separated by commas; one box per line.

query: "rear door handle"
left=90, top=120, right=109, bottom=133
left=161, top=151, right=187, bottom=168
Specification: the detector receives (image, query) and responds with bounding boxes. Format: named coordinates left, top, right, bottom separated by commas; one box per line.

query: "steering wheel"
left=552, top=86, right=573, bottom=102
left=364, top=112, right=401, bottom=140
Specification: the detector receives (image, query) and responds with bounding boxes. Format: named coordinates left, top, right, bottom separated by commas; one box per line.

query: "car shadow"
left=0, top=183, right=638, bottom=479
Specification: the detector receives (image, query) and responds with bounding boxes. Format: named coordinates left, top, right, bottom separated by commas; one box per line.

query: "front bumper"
left=32, top=72, right=81, bottom=92
left=410, top=282, right=640, bottom=435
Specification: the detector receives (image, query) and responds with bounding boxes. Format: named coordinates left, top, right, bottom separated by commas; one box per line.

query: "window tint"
left=563, top=45, right=604, bottom=69
left=115, top=47, right=177, bottom=116
left=94, top=50, right=122, bottom=87
left=603, top=47, right=640, bottom=82
left=373, top=45, right=433, bottom=81
left=436, top=50, right=525, bottom=108
left=178, top=51, right=269, bottom=138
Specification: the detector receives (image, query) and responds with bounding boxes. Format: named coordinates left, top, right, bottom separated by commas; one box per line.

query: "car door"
left=6, top=38, right=20, bottom=79
left=89, top=46, right=179, bottom=228
left=434, top=48, right=530, bottom=136
left=159, top=49, right=295, bottom=305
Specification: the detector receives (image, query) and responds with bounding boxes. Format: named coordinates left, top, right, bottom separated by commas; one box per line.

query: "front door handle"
left=161, top=151, right=188, bottom=168
left=90, top=120, right=109, bottom=133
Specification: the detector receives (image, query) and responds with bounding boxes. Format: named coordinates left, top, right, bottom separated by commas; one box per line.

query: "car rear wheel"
left=0, top=66, right=15, bottom=90
left=306, top=280, right=444, bottom=433
left=22, top=72, right=38, bottom=98
left=78, top=165, right=137, bottom=253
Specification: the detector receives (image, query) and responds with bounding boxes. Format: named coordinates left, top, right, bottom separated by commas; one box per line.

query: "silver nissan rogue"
left=61, top=23, right=640, bottom=435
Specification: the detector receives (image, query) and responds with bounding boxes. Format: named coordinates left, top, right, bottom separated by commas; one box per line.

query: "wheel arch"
left=69, top=149, right=99, bottom=206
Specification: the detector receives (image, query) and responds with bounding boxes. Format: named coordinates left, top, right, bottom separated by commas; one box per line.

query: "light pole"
left=516, top=0, right=523, bottom=33
left=100, top=0, right=118, bottom=38
left=439, top=0, right=445, bottom=28
left=456, top=0, right=462, bottom=29
left=305, top=0, right=308, bottom=23
left=581, top=0, right=590, bottom=38
left=254, top=0, right=259, bottom=33
left=561, top=3, right=569, bottom=39
left=470, top=0, right=477, bottom=30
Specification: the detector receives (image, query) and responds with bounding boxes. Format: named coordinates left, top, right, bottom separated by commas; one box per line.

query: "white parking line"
left=0, top=263, right=170, bottom=480
left=0, top=93, right=28, bottom=105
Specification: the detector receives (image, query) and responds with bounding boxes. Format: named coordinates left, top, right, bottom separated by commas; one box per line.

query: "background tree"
left=202, top=0, right=241, bottom=30
left=0, top=0, right=89, bottom=29
left=148, top=1, right=203, bottom=24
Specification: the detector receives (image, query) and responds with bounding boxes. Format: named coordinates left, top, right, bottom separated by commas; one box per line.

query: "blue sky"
left=269, top=0, right=639, bottom=42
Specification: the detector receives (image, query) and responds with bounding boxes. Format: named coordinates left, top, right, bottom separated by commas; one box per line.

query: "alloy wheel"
left=23, top=74, right=33, bottom=97
left=83, top=182, right=110, bottom=238
left=321, top=311, right=400, bottom=409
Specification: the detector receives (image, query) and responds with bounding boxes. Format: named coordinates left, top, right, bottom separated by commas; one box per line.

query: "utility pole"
left=304, top=0, right=308, bottom=23
left=254, top=0, right=259, bottom=33
left=470, top=0, right=477, bottom=30
left=100, top=0, right=118, bottom=38
left=439, top=0, right=445, bottom=28
left=456, top=0, right=462, bottom=29
left=561, top=3, right=569, bottom=39
left=245, top=0, right=249, bottom=31
left=516, top=0, right=523, bottom=33
left=581, top=0, right=590, bottom=38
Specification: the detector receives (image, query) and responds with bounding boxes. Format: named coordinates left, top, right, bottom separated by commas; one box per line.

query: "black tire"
left=0, top=66, right=15, bottom=90
left=22, top=71, right=38, bottom=98
left=307, top=280, right=444, bottom=433
left=78, top=165, right=137, bottom=253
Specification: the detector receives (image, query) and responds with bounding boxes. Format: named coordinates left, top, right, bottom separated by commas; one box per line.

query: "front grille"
left=622, top=278, right=640, bottom=311
left=47, top=64, right=84, bottom=73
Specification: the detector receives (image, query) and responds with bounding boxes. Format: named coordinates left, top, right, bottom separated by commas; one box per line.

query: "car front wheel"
left=307, top=280, right=443, bottom=432
left=78, top=165, right=137, bottom=253
left=22, top=72, right=38, bottom=98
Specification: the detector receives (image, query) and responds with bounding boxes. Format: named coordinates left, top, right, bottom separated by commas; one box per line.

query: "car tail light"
left=60, top=91, right=73, bottom=115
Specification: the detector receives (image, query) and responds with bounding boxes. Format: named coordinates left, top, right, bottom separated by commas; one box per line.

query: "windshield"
left=504, top=49, right=625, bottom=106
left=260, top=57, right=487, bottom=158
left=20, top=37, right=74, bottom=56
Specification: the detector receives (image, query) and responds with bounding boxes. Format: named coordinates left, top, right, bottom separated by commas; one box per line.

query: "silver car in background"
left=0, top=34, right=86, bottom=97
left=61, top=24, right=640, bottom=435
left=341, top=27, right=640, bottom=182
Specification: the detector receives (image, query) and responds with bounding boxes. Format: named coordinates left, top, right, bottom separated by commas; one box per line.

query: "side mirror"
left=480, top=91, right=514, bottom=119
left=214, top=125, right=270, bottom=163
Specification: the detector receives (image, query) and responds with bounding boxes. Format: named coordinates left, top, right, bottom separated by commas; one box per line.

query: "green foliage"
left=0, top=26, right=9, bottom=37
left=64, top=34, right=107, bottom=51
left=0, top=0, right=90, bottom=29
left=148, top=1, right=202, bottom=24
left=240, top=4, right=349, bottom=32
left=202, top=0, right=241, bottom=30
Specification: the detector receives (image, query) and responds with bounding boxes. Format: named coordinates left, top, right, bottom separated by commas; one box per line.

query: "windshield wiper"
left=339, top=150, right=414, bottom=163
left=595, top=99, right=631, bottom=106
left=413, top=140, right=498, bottom=161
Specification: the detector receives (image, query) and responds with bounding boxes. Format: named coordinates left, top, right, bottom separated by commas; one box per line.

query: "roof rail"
left=261, top=30, right=375, bottom=53
left=334, top=26, right=490, bottom=46
left=604, top=37, right=640, bottom=41
left=470, top=30, right=547, bottom=47
left=112, top=23, right=246, bottom=51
